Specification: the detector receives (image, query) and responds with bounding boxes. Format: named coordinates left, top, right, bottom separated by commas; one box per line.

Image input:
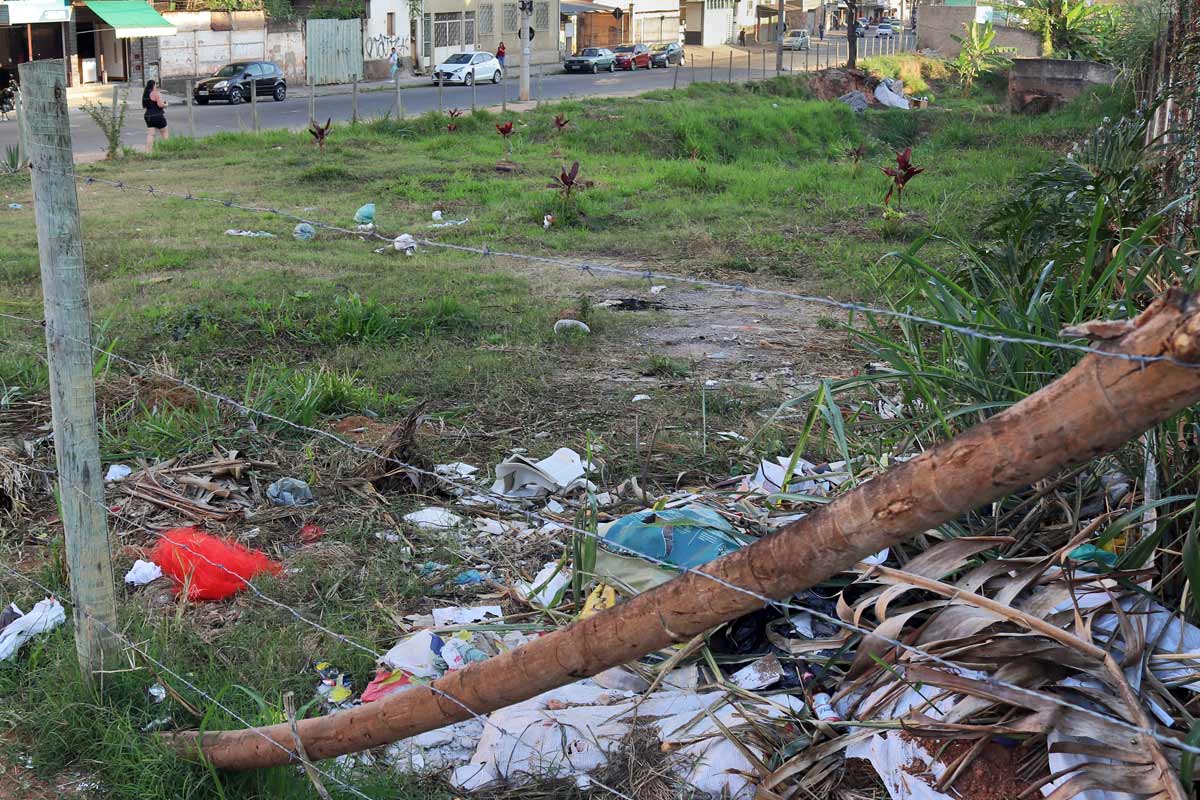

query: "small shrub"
left=881, top=147, right=924, bottom=207
left=81, top=92, right=129, bottom=160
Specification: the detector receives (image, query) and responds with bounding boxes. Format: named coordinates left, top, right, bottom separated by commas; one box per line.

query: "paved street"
left=0, top=35, right=912, bottom=160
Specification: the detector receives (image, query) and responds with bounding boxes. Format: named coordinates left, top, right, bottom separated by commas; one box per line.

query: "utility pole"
left=519, top=0, right=533, bottom=101
left=775, top=0, right=784, bottom=72
left=18, top=59, right=118, bottom=685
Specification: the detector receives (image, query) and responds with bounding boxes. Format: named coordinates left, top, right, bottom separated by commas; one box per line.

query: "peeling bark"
left=166, top=289, right=1200, bottom=772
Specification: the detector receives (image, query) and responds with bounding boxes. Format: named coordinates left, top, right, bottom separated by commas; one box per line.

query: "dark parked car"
left=612, top=43, right=651, bottom=70
left=193, top=62, right=286, bottom=105
left=649, top=42, right=685, bottom=67
left=564, top=47, right=617, bottom=73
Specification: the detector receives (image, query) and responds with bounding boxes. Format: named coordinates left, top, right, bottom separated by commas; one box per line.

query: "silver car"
left=783, top=29, right=810, bottom=50
left=433, top=52, right=504, bottom=85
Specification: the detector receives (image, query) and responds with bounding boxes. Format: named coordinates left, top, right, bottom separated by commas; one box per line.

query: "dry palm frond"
left=793, top=535, right=1190, bottom=800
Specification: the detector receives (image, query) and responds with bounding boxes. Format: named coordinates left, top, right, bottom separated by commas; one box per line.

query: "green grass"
left=0, top=61, right=1130, bottom=800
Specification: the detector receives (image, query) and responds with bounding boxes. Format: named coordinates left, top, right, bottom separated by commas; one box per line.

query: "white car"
left=433, top=52, right=503, bottom=86
left=875, top=23, right=895, bottom=37
left=782, top=30, right=810, bottom=50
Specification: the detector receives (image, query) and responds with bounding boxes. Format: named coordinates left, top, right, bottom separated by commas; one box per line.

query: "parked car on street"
left=193, top=62, right=286, bottom=105
left=782, top=29, right=810, bottom=50
left=612, top=43, right=651, bottom=70
left=433, top=52, right=504, bottom=85
left=649, top=42, right=685, bottom=67
left=564, top=47, right=616, bottom=73
left=875, top=23, right=895, bottom=37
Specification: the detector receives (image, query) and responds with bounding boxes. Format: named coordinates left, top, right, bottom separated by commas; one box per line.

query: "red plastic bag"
left=151, top=527, right=282, bottom=601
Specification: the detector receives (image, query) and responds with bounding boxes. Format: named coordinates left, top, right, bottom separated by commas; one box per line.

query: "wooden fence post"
left=351, top=77, right=358, bottom=124
left=307, top=73, right=315, bottom=126
left=437, top=73, right=443, bottom=113
left=728, top=51, right=733, bottom=82
left=250, top=78, right=259, bottom=132
left=15, top=88, right=27, bottom=168
left=673, top=61, right=679, bottom=90
left=471, top=70, right=477, bottom=111
left=18, top=59, right=118, bottom=685
left=394, top=71, right=403, bottom=119
left=186, top=79, right=195, bottom=138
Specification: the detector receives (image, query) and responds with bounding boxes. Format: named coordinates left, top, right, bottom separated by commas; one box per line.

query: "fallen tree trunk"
left=168, top=289, right=1200, bottom=773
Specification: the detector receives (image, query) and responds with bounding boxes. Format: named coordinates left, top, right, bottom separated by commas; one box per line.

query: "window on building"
left=386, top=11, right=395, bottom=36
left=465, top=11, right=476, bottom=44
left=478, top=3, right=494, bottom=35
left=423, top=12, right=432, bottom=56
left=434, top=11, right=463, bottom=46
left=534, top=0, right=549, bottom=30
left=503, top=2, right=518, bottom=32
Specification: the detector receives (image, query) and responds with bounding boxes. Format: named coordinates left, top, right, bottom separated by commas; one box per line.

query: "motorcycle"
left=0, top=83, right=17, bottom=121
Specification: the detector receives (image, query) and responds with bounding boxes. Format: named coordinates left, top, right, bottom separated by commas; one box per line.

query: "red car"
left=612, top=43, right=651, bottom=70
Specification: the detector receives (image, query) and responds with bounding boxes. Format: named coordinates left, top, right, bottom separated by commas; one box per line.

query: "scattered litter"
left=452, top=569, right=486, bottom=586
left=7, top=203, right=21, bottom=210
left=553, top=318, right=590, bottom=335
left=314, top=661, right=354, bottom=707
left=141, top=717, right=173, bottom=732
left=515, top=561, right=571, bottom=608
left=432, top=605, right=503, bottom=626
left=104, top=463, right=132, bottom=482
left=394, top=233, right=416, bottom=254
left=545, top=498, right=565, bottom=514
left=361, top=668, right=411, bottom=703
left=354, top=203, right=376, bottom=230
left=430, top=216, right=469, bottom=228
left=403, top=507, right=464, bottom=530
left=124, top=559, right=163, bottom=586
left=299, top=523, right=326, bottom=543
left=0, top=598, right=66, bottom=661
left=603, top=504, right=750, bottom=572
left=811, top=691, right=840, bottom=721
left=875, top=78, right=910, bottom=109
left=650, top=285, right=666, bottom=294
left=491, top=448, right=593, bottom=499
left=631, top=394, right=651, bottom=403
left=224, top=229, right=276, bottom=238
left=374, top=530, right=402, bottom=544
left=730, top=653, right=784, bottom=689
left=543, top=214, right=554, bottom=228
left=435, top=462, right=479, bottom=479
left=150, top=527, right=282, bottom=601
left=742, top=456, right=849, bottom=497
left=838, top=90, right=869, bottom=113
left=432, top=210, right=443, bottom=221
left=148, top=683, right=167, bottom=703
left=0, top=604, right=21, bottom=629
left=266, top=477, right=314, bottom=507
left=581, top=583, right=616, bottom=618
left=381, top=630, right=445, bottom=677
left=293, top=222, right=315, bottom=240
left=716, top=430, right=748, bottom=442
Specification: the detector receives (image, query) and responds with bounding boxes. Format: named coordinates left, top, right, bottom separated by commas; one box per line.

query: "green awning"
left=84, top=0, right=177, bottom=38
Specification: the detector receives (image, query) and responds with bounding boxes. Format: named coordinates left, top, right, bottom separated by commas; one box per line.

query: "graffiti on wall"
left=365, top=33, right=409, bottom=59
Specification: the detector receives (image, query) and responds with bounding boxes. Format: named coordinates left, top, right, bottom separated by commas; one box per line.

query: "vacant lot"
left=0, top=57, right=1125, bottom=800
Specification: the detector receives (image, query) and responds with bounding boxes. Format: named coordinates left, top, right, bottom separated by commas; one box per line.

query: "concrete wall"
left=1008, top=57, right=1117, bottom=111
left=363, top=0, right=409, bottom=78
left=915, top=4, right=1038, bottom=57
left=158, top=10, right=306, bottom=81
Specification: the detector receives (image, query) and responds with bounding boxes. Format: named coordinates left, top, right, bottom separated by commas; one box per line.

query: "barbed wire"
left=0, top=560, right=383, bottom=800
left=3, top=166, right=1199, bottom=778
left=2, top=298, right=1199, bottom=760
left=17, top=166, right=1200, bottom=372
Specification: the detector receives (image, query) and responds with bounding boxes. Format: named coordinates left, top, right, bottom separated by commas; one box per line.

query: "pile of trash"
left=7, top=406, right=1196, bottom=800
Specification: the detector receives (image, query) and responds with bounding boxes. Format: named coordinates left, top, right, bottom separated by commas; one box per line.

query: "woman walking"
left=142, top=79, right=168, bottom=150
left=388, top=46, right=400, bottom=79
left=496, top=41, right=506, bottom=68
